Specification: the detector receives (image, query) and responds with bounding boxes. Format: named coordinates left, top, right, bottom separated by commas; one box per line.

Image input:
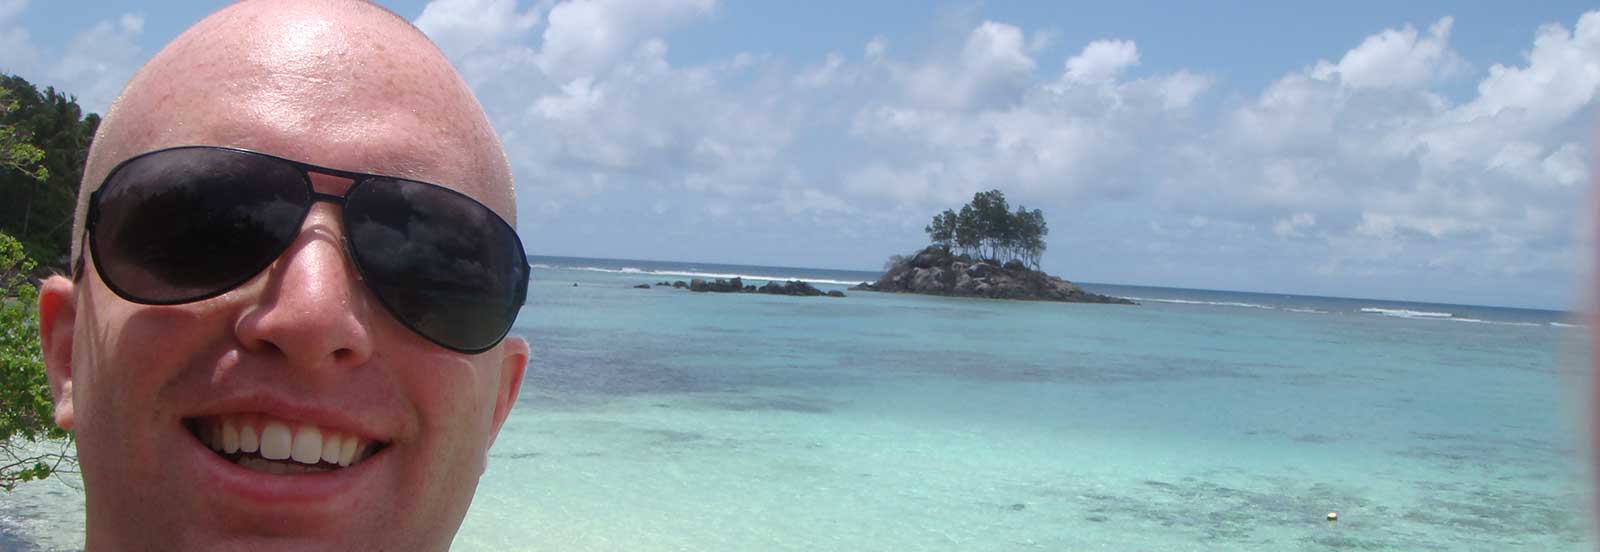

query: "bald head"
left=74, top=0, right=514, bottom=262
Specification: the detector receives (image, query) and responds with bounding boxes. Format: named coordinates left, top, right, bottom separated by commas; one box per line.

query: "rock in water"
left=689, top=277, right=745, bottom=292
left=757, top=280, right=826, bottom=296
left=680, top=278, right=840, bottom=297
left=861, top=245, right=1135, bottom=305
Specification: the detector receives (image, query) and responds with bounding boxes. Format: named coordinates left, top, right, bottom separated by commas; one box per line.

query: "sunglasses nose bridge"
left=310, top=191, right=347, bottom=205
left=305, top=170, right=358, bottom=200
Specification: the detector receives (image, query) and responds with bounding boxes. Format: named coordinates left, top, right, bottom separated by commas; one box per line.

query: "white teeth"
left=239, top=425, right=259, bottom=453
left=260, top=422, right=292, bottom=460
left=200, top=415, right=381, bottom=471
left=321, top=432, right=342, bottom=464
left=291, top=424, right=323, bottom=465
left=338, top=435, right=358, bottom=467
left=222, top=419, right=240, bottom=454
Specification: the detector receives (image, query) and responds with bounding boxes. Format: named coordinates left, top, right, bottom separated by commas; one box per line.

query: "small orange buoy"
left=1327, top=512, right=1338, bottom=522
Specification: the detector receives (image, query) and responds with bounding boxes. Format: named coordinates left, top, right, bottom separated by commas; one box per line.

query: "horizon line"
left=527, top=252, right=1578, bottom=313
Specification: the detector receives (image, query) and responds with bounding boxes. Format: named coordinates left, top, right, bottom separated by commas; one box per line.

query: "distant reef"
left=639, top=278, right=845, bottom=298
left=851, top=246, right=1134, bottom=305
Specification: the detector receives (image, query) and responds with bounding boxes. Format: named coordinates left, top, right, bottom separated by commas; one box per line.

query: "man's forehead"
left=100, top=89, right=502, bottom=216
left=88, top=0, right=513, bottom=219
left=180, top=103, right=472, bottom=186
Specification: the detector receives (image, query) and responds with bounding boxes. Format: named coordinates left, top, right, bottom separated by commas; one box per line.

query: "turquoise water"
left=4, top=258, right=1594, bottom=550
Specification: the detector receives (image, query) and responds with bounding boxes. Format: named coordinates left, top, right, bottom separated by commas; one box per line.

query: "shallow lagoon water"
left=457, top=261, right=1594, bottom=550
left=4, top=258, right=1594, bottom=550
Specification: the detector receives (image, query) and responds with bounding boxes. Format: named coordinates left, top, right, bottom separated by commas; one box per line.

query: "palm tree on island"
left=854, top=189, right=1134, bottom=305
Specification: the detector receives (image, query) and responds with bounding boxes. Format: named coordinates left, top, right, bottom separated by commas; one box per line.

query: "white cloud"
left=0, top=0, right=37, bottom=75
left=795, top=53, right=844, bottom=88
left=43, top=12, right=145, bottom=114
left=0, top=0, right=23, bottom=20
left=1310, top=17, right=1466, bottom=89
left=1460, top=12, right=1600, bottom=128
left=844, top=161, right=960, bottom=205
left=1541, top=143, right=1588, bottom=186
left=1273, top=212, right=1317, bottom=238
left=531, top=76, right=602, bottom=121
left=0, top=2, right=143, bottom=114
left=963, top=21, right=1035, bottom=75
left=1188, top=12, right=1596, bottom=293
left=864, top=36, right=887, bottom=59
left=771, top=186, right=855, bottom=217
left=901, top=20, right=1036, bottom=109
left=537, top=0, right=715, bottom=80
left=415, top=0, right=544, bottom=57
left=1063, top=39, right=1139, bottom=84
left=1155, top=70, right=1213, bottom=110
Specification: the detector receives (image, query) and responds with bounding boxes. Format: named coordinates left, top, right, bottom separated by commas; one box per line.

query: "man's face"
left=37, top=3, right=528, bottom=550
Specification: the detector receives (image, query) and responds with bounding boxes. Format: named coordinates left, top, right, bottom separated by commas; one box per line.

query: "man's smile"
left=174, top=399, right=406, bottom=516
left=185, top=414, right=390, bottom=474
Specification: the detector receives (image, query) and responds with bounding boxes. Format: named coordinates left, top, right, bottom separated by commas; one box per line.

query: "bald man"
left=34, top=1, right=530, bottom=550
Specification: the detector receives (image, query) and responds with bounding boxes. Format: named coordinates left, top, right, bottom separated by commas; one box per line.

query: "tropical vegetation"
left=1, top=74, right=100, bottom=267
left=0, top=73, right=95, bottom=490
left=924, top=189, right=1048, bottom=269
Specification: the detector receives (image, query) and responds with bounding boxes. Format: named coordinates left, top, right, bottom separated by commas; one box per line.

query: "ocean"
left=2, top=255, right=1593, bottom=550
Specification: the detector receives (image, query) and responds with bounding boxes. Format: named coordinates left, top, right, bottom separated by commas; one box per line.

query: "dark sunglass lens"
left=345, top=179, right=526, bottom=352
left=91, top=148, right=310, bottom=303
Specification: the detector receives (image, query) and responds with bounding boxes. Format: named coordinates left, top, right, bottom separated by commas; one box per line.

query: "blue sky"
left=1, top=1, right=1597, bottom=309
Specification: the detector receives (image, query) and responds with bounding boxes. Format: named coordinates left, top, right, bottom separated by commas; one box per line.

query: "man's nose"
left=234, top=202, right=375, bottom=376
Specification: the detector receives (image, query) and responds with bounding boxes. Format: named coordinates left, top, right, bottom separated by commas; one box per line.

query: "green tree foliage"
left=924, top=190, right=1049, bottom=269
left=0, top=73, right=87, bottom=491
left=0, top=231, right=71, bottom=491
left=0, top=74, right=100, bottom=267
left=923, top=209, right=957, bottom=249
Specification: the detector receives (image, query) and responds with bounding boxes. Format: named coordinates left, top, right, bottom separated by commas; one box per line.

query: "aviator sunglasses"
left=79, top=146, right=529, bottom=354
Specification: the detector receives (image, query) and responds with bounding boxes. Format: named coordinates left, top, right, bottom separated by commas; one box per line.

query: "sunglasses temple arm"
left=71, top=232, right=87, bottom=282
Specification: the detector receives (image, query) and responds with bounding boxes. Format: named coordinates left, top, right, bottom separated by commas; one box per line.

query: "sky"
left=1, top=1, right=1597, bottom=310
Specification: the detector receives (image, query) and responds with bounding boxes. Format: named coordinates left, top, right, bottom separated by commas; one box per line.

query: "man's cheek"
left=423, top=382, right=496, bottom=459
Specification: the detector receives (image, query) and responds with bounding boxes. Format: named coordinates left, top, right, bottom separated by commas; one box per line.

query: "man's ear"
left=486, top=336, right=529, bottom=451
left=38, top=275, right=77, bottom=431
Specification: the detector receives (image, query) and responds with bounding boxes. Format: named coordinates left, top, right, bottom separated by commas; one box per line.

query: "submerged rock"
left=689, top=277, right=745, bottom=292
left=758, top=280, right=825, bottom=296
left=676, top=277, right=843, bottom=298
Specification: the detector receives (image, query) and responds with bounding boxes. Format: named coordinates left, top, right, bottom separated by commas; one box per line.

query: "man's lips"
left=184, top=413, right=389, bottom=473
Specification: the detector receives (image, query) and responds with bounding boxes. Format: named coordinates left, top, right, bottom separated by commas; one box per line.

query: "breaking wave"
left=1123, top=297, right=1329, bottom=314
left=1359, top=307, right=1453, bottom=319
left=530, top=264, right=863, bottom=286
left=1358, top=307, right=1544, bottom=327
left=1114, top=299, right=1552, bottom=327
